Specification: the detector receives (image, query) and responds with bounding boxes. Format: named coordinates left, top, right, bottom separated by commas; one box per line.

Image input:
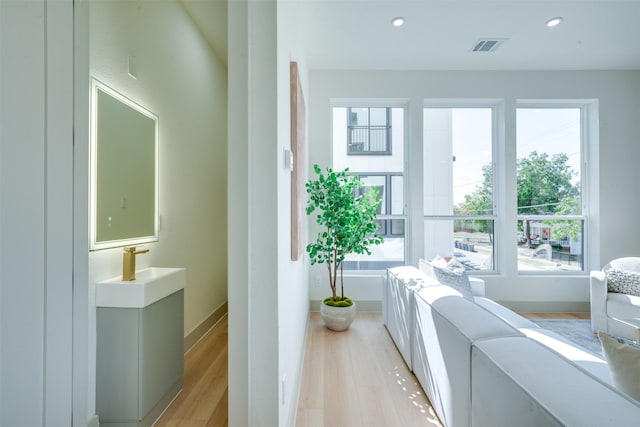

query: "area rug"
left=532, top=319, right=603, bottom=357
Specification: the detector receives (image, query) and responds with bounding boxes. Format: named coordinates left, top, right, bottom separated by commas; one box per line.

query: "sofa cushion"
left=605, top=293, right=640, bottom=340
left=387, top=265, right=440, bottom=290
left=607, top=268, right=640, bottom=297
left=413, top=287, right=522, bottom=427
left=468, top=277, right=486, bottom=297
left=608, top=257, right=640, bottom=272
left=418, top=257, right=437, bottom=277
left=598, top=332, right=640, bottom=401
left=418, top=256, right=452, bottom=276
left=432, top=258, right=474, bottom=300
left=520, top=327, right=612, bottom=384
left=607, top=292, right=640, bottom=312
left=472, top=336, right=640, bottom=427
left=607, top=292, right=640, bottom=315
left=473, top=297, right=540, bottom=329
left=384, top=266, right=439, bottom=369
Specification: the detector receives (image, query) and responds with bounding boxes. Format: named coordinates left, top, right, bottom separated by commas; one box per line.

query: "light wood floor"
left=521, top=312, right=590, bottom=320
left=296, top=312, right=443, bottom=427
left=154, top=314, right=228, bottom=427
left=154, top=310, right=589, bottom=427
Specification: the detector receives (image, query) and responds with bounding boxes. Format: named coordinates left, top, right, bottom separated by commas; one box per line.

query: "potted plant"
left=306, top=164, right=383, bottom=331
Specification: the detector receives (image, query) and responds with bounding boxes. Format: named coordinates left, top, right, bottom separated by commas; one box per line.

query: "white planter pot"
left=320, top=300, right=357, bottom=331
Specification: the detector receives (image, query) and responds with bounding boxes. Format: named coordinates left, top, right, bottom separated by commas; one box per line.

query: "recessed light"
left=545, top=17, right=563, bottom=27
left=391, top=17, right=405, bottom=27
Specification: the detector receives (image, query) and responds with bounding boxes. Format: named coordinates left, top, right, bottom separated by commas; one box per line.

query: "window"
left=423, top=107, right=495, bottom=271
left=355, top=173, right=404, bottom=237
left=333, top=106, right=405, bottom=271
left=347, top=107, right=392, bottom=155
left=516, top=106, right=584, bottom=272
left=329, top=99, right=593, bottom=277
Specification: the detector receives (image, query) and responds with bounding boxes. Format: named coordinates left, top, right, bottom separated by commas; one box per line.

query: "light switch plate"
left=283, top=148, right=293, bottom=170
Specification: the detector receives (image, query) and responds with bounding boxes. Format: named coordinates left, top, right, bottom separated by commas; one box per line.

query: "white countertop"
left=96, top=267, right=186, bottom=308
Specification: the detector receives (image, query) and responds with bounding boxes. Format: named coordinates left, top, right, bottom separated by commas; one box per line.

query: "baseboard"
left=184, top=301, right=228, bottom=353
left=309, top=299, right=588, bottom=314
left=140, top=381, right=181, bottom=427
left=309, top=299, right=381, bottom=312
left=287, top=313, right=310, bottom=427
left=500, top=300, right=590, bottom=314
left=87, top=414, right=100, bottom=427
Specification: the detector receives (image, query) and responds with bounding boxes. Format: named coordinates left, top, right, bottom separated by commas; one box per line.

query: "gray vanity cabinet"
left=96, top=289, right=184, bottom=427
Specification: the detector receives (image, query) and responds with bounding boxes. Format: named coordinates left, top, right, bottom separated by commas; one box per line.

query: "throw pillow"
left=418, top=256, right=449, bottom=278
left=597, top=332, right=640, bottom=401
left=606, top=268, right=640, bottom=297
left=431, top=258, right=474, bottom=300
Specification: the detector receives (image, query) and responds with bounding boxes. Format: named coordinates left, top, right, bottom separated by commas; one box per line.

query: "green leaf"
left=305, top=165, right=384, bottom=296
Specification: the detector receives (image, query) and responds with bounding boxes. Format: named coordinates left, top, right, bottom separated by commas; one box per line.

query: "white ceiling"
left=182, top=0, right=640, bottom=71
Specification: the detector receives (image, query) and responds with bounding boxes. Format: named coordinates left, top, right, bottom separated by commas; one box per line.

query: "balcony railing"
left=348, top=125, right=391, bottom=154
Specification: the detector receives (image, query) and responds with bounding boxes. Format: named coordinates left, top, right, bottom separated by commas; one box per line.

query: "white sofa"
left=384, top=266, right=485, bottom=370
left=385, top=266, right=640, bottom=427
left=591, top=257, right=640, bottom=340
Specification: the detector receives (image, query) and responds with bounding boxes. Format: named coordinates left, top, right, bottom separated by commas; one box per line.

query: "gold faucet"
left=122, top=246, right=149, bottom=281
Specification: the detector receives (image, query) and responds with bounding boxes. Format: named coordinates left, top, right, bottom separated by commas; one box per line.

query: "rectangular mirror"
left=90, top=79, right=159, bottom=250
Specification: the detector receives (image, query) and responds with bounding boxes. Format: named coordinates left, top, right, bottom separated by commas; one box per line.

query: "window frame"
left=325, top=98, right=596, bottom=278
left=352, top=172, right=405, bottom=238
left=330, top=101, right=408, bottom=275
left=422, top=101, right=502, bottom=274
left=346, top=107, right=393, bottom=156
left=515, top=101, right=590, bottom=275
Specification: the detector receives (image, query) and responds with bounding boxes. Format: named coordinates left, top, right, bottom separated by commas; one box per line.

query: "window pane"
left=391, top=175, right=404, bottom=215
left=424, top=108, right=493, bottom=216
left=517, top=107, right=583, bottom=272
left=370, top=108, right=387, bottom=125
left=335, top=107, right=403, bottom=170
left=333, top=106, right=405, bottom=271
left=424, top=219, right=494, bottom=271
left=343, top=219, right=405, bottom=270
left=350, top=108, right=368, bottom=126
left=517, top=219, right=583, bottom=271
left=346, top=107, right=391, bottom=155
left=516, top=108, right=581, bottom=215
left=358, top=175, right=387, bottom=214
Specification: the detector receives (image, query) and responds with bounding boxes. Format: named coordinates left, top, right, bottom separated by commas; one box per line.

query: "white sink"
left=96, top=267, right=186, bottom=308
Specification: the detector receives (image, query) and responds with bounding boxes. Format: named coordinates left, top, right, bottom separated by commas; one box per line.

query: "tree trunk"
left=327, top=262, right=336, bottom=300
left=340, top=263, right=344, bottom=300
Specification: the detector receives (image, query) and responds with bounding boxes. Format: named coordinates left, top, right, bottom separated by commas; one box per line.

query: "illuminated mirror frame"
left=90, top=78, right=159, bottom=250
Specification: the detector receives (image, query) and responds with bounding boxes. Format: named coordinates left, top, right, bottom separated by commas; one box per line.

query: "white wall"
left=0, top=1, right=74, bottom=425
left=227, top=2, right=250, bottom=424
left=87, top=0, right=227, bottom=418
left=228, top=1, right=310, bottom=425
left=228, top=1, right=279, bottom=426
left=310, top=70, right=640, bottom=311
left=277, top=3, right=311, bottom=425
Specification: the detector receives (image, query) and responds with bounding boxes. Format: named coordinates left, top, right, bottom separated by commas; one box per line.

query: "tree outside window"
left=516, top=107, right=583, bottom=271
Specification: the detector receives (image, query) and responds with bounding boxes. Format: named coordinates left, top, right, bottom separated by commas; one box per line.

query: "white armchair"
left=590, top=257, right=640, bottom=340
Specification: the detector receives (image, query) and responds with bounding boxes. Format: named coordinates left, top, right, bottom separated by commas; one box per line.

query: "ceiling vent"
left=471, top=39, right=506, bottom=53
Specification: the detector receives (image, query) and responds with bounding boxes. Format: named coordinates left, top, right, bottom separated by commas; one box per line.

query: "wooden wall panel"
left=290, top=62, right=306, bottom=260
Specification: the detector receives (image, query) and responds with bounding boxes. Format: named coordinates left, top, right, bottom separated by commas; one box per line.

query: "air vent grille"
left=471, top=39, right=506, bottom=53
